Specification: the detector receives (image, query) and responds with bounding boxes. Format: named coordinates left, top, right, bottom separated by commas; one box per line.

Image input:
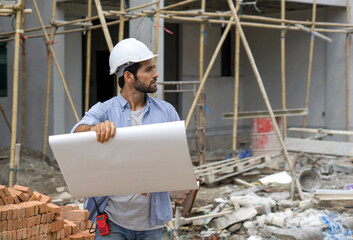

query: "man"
left=71, top=38, right=180, bottom=239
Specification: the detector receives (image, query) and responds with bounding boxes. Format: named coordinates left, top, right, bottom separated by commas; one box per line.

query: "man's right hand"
left=90, top=120, right=116, bottom=143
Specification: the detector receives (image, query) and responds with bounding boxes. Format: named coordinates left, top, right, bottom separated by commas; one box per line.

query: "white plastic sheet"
left=49, top=121, right=198, bottom=198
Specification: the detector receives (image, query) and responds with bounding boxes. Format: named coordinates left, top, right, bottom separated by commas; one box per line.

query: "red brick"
left=17, top=218, right=22, bottom=229
left=1, top=220, right=7, bottom=232
left=38, top=193, right=51, bottom=203
left=64, top=223, right=72, bottom=236
left=1, top=186, right=11, bottom=197
left=65, top=210, right=89, bottom=221
left=2, top=195, right=14, bottom=205
left=0, top=197, right=4, bottom=206
left=7, top=219, right=12, bottom=231
left=28, top=194, right=38, bottom=202
left=11, top=230, right=16, bottom=240
left=8, top=188, right=27, bottom=202
left=13, top=185, right=32, bottom=195
left=47, top=203, right=61, bottom=214
left=4, top=206, right=12, bottom=220
left=0, top=207, right=6, bottom=221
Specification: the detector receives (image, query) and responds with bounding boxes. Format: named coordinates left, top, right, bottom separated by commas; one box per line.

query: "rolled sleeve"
left=71, top=102, right=107, bottom=133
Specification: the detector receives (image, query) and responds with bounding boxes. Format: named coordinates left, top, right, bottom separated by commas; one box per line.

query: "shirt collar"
left=117, top=93, right=151, bottom=112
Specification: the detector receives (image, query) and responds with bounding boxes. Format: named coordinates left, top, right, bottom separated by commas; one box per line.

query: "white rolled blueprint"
left=49, top=121, right=198, bottom=198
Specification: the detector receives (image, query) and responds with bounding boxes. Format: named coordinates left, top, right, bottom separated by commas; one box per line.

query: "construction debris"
left=169, top=152, right=353, bottom=239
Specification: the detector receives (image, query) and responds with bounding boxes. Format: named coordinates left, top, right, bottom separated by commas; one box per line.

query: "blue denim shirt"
left=71, top=94, right=180, bottom=226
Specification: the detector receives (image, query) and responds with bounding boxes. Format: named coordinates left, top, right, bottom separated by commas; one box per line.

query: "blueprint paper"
left=49, top=121, right=198, bottom=198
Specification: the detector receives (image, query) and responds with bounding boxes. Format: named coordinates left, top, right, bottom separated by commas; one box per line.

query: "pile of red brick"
left=0, top=185, right=95, bottom=240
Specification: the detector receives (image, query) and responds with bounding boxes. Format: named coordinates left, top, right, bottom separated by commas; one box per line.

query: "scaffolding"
left=0, top=0, right=352, bottom=198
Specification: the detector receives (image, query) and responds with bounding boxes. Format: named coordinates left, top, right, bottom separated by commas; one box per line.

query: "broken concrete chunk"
left=265, top=213, right=287, bottom=228
left=230, top=195, right=276, bottom=214
left=298, top=199, right=314, bottom=212
left=259, top=171, right=292, bottom=185
left=269, top=191, right=290, bottom=201
left=277, top=199, right=299, bottom=209
left=228, top=223, right=242, bottom=232
left=265, top=226, right=324, bottom=240
left=211, top=207, right=257, bottom=229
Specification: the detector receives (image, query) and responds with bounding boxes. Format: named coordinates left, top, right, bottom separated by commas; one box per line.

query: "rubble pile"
left=0, top=185, right=94, bottom=240
left=171, top=153, right=353, bottom=239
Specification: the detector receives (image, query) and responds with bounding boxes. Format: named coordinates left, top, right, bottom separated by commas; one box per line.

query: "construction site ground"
left=1, top=146, right=353, bottom=239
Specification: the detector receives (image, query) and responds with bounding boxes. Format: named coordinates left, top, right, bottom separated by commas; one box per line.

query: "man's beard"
left=134, top=77, right=157, bottom=93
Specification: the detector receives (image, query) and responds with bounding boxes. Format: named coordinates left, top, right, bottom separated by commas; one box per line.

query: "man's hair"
left=118, top=62, right=141, bottom=88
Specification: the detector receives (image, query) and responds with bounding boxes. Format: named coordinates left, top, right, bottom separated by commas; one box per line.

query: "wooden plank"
left=223, top=108, right=308, bottom=119
left=288, top=127, right=353, bottom=136
left=285, top=137, right=353, bottom=156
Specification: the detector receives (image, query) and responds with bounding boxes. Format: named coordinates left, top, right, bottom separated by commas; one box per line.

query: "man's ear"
left=123, top=71, right=134, bottom=84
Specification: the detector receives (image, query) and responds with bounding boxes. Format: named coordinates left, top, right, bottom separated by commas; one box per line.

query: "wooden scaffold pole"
left=32, top=0, right=79, bottom=122
left=281, top=0, right=287, bottom=138
left=198, top=0, right=206, bottom=165
left=42, top=0, right=57, bottom=159
left=301, top=0, right=317, bottom=137
left=152, top=0, right=161, bottom=98
left=117, top=0, right=125, bottom=94
left=9, top=0, right=23, bottom=187
left=232, top=0, right=241, bottom=157
left=94, top=0, right=113, bottom=51
left=0, top=103, right=11, bottom=131
left=226, top=0, right=303, bottom=199
left=21, top=0, right=27, bottom=145
left=85, top=0, right=92, bottom=112
left=346, top=0, right=350, bottom=141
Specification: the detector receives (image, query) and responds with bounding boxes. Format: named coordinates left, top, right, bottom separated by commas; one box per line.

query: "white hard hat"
left=109, top=38, right=157, bottom=77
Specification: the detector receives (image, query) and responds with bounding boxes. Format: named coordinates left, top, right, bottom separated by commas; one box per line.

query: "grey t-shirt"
left=105, top=105, right=163, bottom=231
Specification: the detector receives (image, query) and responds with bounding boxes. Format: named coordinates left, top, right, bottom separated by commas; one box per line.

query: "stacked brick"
left=0, top=185, right=95, bottom=240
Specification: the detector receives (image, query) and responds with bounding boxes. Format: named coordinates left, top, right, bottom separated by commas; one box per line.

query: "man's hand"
left=90, top=120, right=116, bottom=143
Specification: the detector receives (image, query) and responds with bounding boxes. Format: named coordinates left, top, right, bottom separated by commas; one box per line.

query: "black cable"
left=89, top=197, right=104, bottom=234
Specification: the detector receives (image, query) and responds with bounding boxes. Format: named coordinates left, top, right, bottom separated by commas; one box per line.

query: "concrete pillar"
left=325, top=6, right=351, bottom=140
left=129, top=0, right=164, bottom=99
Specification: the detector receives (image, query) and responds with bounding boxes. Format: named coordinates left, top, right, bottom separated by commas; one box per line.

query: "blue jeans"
left=95, top=220, right=163, bottom=240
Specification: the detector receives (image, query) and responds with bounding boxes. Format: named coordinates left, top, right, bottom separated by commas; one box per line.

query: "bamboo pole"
left=198, top=0, right=206, bottom=165
left=21, top=0, right=26, bottom=145
left=281, top=0, right=286, bottom=138
left=42, top=0, right=57, bottom=160
left=226, top=0, right=303, bottom=199
left=0, top=8, right=31, bottom=14
left=302, top=0, right=317, bottom=138
left=32, top=0, right=79, bottom=122
left=0, top=103, right=11, bottom=131
left=232, top=1, right=241, bottom=157
left=117, top=0, right=125, bottom=95
left=152, top=0, right=161, bottom=98
left=144, top=10, right=353, bottom=28
left=346, top=0, right=350, bottom=141
left=85, top=0, right=92, bottom=112
left=162, top=0, right=196, bottom=11
left=9, top=1, right=22, bottom=188
left=1, top=15, right=349, bottom=44
left=185, top=16, right=234, bottom=128
left=94, top=0, right=113, bottom=51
